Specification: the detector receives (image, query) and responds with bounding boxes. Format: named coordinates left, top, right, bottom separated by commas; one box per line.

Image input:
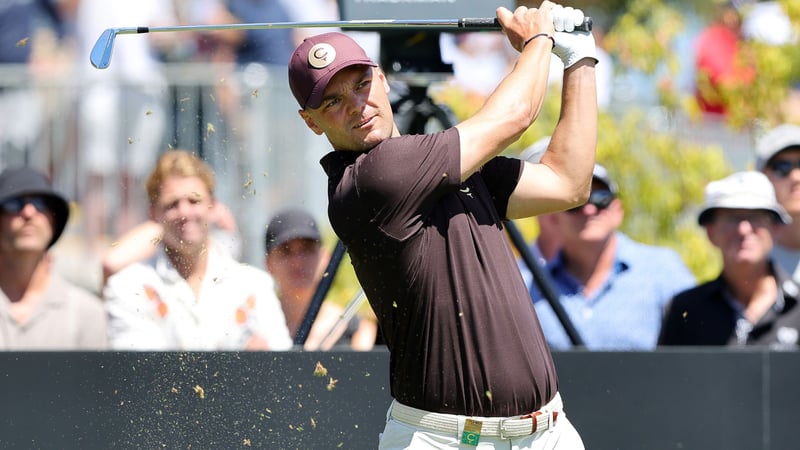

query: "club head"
left=90, top=29, right=117, bottom=69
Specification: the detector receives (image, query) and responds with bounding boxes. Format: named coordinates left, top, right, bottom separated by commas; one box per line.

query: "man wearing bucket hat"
left=0, top=167, right=108, bottom=350
left=288, top=1, right=597, bottom=447
left=757, top=123, right=800, bottom=283
left=659, top=171, right=800, bottom=347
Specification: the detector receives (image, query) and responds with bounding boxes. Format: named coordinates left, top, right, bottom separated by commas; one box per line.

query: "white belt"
left=389, top=392, right=562, bottom=439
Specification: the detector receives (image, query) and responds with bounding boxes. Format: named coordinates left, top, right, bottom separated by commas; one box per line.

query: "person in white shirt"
left=104, top=150, right=292, bottom=351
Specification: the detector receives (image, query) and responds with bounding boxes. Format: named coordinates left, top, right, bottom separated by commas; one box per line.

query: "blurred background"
left=1, top=0, right=798, bottom=296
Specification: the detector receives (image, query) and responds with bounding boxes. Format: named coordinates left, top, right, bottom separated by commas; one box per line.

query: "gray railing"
left=1, top=62, right=332, bottom=291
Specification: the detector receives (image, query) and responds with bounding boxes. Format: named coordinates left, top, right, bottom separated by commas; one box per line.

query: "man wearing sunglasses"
left=0, top=167, right=108, bottom=350
left=528, top=164, right=695, bottom=350
left=757, top=123, right=800, bottom=284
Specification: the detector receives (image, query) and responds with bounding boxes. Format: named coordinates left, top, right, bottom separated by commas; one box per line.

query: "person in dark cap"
left=757, top=123, right=800, bottom=283
left=0, top=167, right=108, bottom=350
left=265, top=208, right=377, bottom=351
left=660, top=171, right=800, bottom=347
left=287, top=1, right=597, bottom=447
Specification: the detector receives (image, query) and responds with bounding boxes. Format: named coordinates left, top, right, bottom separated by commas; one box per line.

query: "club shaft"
left=91, top=17, right=591, bottom=69
left=116, top=17, right=591, bottom=35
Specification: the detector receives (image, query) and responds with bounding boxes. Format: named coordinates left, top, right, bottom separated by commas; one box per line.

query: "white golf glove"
left=551, top=5, right=597, bottom=69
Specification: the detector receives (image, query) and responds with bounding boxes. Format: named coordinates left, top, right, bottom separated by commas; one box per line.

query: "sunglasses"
left=566, top=190, right=615, bottom=214
left=766, top=159, right=800, bottom=178
left=0, top=195, right=52, bottom=215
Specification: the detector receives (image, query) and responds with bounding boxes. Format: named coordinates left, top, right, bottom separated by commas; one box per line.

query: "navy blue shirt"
left=226, top=0, right=294, bottom=65
left=0, top=0, right=61, bottom=63
left=659, top=262, right=800, bottom=348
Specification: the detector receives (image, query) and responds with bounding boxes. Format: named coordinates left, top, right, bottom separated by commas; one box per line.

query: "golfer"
left=288, top=1, right=596, bottom=448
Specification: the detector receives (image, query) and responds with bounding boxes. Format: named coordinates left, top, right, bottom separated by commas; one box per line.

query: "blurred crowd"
left=1, top=0, right=800, bottom=351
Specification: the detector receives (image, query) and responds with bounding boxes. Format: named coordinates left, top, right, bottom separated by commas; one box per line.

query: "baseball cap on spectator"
left=698, top=171, right=790, bottom=225
left=288, top=32, right=377, bottom=109
left=593, top=163, right=619, bottom=195
left=520, top=136, right=551, bottom=163
left=756, top=124, right=800, bottom=171
left=519, top=138, right=618, bottom=195
left=0, top=167, right=70, bottom=248
left=265, top=208, right=321, bottom=254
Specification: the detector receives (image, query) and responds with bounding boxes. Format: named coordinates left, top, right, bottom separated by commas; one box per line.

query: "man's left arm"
left=507, top=19, right=599, bottom=219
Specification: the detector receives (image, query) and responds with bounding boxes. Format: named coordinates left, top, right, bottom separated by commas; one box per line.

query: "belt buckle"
left=498, top=417, right=512, bottom=440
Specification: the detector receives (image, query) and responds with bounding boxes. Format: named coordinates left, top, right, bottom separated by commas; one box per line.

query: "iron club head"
left=89, top=29, right=118, bottom=69
left=90, top=27, right=145, bottom=69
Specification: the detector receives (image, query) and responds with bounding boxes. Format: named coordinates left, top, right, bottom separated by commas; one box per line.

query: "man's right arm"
left=455, top=2, right=557, bottom=181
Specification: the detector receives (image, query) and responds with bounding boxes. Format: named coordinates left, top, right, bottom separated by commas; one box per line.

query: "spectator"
left=659, top=171, right=800, bottom=347
left=103, top=150, right=291, bottom=351
left=264, top=208, right=378, bottom=351
left=0, top=0, right=72, bottom=169
left=693, top=1, right=753, bottom=116
left=529, top=164, right=696, bottom=350
left=222, top=0, right=295, bottom=66
left=440, top=31, right=517, bottom=98
left=0, top=167, right=108, bottom=350
left=741, top=0, right=796, bottom=46
left=279, top=0, right=340, bottom=45
left=758, top=123, right=800, bottom=282
left=288, top=2, right=597, bottom=446
left=76, top=0, right=177, bottom=245
left=100, top=201, right=242, bottom=285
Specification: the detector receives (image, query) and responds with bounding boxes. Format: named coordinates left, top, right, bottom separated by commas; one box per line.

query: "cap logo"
left=308, top=43, right=336, bottom=69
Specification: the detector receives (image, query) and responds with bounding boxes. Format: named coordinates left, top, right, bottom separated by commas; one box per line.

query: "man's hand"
left=551, top=5, right=597, bottom=69
left=245, top=333, right=271, bottom=350
left=496, top=1, right=556, bottom=52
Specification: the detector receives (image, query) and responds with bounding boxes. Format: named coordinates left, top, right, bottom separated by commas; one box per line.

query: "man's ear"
left=299, top=110, right=324, bottom=135
left=377, top=68, right=391, bottom=93
left=609, top=198, right=625, bottom=228
left=265, top=252, right=275, bottom=273
left=704, top=224, right=719, bottom=248
left=148, top=205, right=158, bottom=222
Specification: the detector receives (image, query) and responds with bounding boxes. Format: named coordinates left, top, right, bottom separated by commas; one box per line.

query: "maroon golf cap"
left=288, top=32, right=377, bottom=109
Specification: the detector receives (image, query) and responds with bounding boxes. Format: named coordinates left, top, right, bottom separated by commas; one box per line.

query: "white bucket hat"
left=756, top=124, right=800, bottom=171
left=698, top=171, right=791, bottom=225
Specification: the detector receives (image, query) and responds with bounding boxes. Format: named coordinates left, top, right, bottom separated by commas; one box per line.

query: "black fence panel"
left=1, top=349, right=797, bottom=450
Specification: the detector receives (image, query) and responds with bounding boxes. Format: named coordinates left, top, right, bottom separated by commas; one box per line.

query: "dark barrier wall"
left=1, top=349, right=797, bottom=449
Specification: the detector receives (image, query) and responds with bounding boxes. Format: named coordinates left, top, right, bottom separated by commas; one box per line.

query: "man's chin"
left=166, top=235, right=207, bottom=251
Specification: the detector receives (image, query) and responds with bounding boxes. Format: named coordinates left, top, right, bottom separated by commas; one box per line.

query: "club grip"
left=460, top=16, right=592, bottom=32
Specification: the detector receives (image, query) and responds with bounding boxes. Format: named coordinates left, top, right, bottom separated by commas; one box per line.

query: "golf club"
left=90, top=17, right=592, bottom=69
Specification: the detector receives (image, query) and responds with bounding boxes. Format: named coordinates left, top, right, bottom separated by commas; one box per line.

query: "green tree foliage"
left=333, top=0, right=799, bottom=299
